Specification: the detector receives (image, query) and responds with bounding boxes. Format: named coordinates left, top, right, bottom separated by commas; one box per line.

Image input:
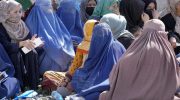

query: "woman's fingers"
left=152, top=10, right=160, bottom=19
left=141, top=13, right=150, bottom=23
left=24, top=40, right=35, bottom=50
left=31, top=34, right=37, bottom=41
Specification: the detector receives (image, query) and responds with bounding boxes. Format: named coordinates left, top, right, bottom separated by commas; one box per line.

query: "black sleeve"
left=0, top=24, right=20, bottom=54
left=167, top=32, right=180, bottom=42
left=117, top=37, right=134, bottom=49
left=161, top=13, right=176, bottom=32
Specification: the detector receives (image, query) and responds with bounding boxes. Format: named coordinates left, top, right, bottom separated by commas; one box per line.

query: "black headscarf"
left=120, top=0, right=145, bottom=34
left=142, top=0, right=157, bottom=10
left=143, top=0, right=157, bottom=19
left=80, top=0, right=97, bottom=24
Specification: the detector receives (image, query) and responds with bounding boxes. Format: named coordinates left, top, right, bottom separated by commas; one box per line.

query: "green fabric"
left=91, top=0, right=118, bottom=18
left=16, top=0, right=32, bottom=11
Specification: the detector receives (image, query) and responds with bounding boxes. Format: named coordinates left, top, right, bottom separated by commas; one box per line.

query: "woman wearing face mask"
left=80, top=0, right=97, bottom=24
left=0, top=0, right=40, bottom=90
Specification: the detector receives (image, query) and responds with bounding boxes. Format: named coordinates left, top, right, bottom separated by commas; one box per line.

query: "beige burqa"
left=99, top=19, right=180, bottom=100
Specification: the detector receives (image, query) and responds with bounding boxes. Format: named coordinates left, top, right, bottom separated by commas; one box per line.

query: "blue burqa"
left=25, top=0, right=75, bottom=74
left=0, top=43, right=20, bottom=99
left=71, top=23, right=126, bottom=99
left=56, top=0, right=84, bottom=44
left=78, top=79, right=110, bottom=100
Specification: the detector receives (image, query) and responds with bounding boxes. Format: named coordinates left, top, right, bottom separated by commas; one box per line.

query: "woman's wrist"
left=65, top=72, right=72, bottom=81
left=19, top=41, right=24, bottom=48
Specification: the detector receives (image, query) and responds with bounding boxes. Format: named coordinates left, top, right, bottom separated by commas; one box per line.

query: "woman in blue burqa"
left=0, top=43, right=20, bottom=99
left=26, top=0, right=75, bottom=75
left=69, top=23, right=126, bottom=99
left=56, top=0, right=84, bottom=46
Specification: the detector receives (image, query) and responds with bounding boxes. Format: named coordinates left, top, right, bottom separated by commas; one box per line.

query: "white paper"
left=21, top=38, right=43, bottom=54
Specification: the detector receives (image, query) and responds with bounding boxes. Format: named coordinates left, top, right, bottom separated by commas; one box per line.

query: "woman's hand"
left=59, top=72, right=72, bottom=87
left=152, top=10, right=160, bottom=19
left=59, top=76, right=71, bottom=87
left=19, top=39, right=35, bottom=50
left=31, top=34, right=37, bottom=41
left=19, top=34, right=44, bottom=49
left=141, top=13, right=150, bottom=23
left=19, top=34, right=37, bottom=50
left=32, top=34, right=44, bottom=48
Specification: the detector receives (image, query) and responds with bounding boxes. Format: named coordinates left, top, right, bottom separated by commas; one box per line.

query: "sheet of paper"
left=21, top=38, right=43, bottom=54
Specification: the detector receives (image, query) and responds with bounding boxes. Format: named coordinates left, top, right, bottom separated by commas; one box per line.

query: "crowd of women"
left=0, top=0, right=180, bottom=99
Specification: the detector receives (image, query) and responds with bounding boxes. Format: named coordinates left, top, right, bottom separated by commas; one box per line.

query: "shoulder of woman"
left=0, top=23, right=7, bottom=32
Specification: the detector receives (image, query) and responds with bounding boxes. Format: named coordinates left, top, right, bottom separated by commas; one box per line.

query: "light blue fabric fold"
left=78, top=79, right=110, bottom=100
